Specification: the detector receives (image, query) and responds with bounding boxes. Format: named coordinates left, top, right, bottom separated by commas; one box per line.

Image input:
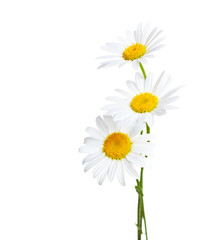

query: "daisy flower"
left=79, top=116, right=153, bottom=186
left=98, top=23, right=164, bottom=69
left=102, top=72, right=182, bottom=127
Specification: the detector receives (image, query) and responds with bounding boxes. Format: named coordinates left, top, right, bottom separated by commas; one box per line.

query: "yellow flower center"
left=122, top=43, right=146, bottom=61
left=103, top=132, right=132, bottom=160
left=130, top=92, right=158, bottom=113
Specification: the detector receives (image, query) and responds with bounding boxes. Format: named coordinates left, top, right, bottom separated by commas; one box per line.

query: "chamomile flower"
left=102, top=72, right=182, bottom=127
left=98, top=23, right=164, bottom=69
left=79, top=116, right=154, bottom=186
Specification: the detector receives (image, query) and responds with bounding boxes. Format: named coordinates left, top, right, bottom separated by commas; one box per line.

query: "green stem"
left=139, top=62, right=147, bottom=79
left=142, top=200, right=148, bottom=240
left=142, top=124, right=150, bottom=240
left=137, top=168, right=144, bottom=240
left=136, top=62, right=150, bottom=240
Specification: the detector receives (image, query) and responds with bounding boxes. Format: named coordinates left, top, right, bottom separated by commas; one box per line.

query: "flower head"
left=98, top=23, right=164, bottom=69
left=79, top=116, right=154, bottom=186
left=102, top=72, right=182, bottom=127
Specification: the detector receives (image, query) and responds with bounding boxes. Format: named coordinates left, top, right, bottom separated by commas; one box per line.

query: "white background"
left=0, top=0, right=201, bottom=239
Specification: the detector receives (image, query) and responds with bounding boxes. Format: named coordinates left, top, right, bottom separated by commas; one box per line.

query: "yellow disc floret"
left=103, top=132, right=132, bottom=160
left=130, top=92, right=158, bottom=113
left=122, top=43, right=146, bottom=61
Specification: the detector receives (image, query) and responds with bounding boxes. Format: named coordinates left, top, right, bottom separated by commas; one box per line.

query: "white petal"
left=104, top=109, right=123, bottom=117
left=82, top=151, right=102, bottom=165
left=79, top=145, right=99, bottom=154
left=135, top=73, right=145, bottom=92
left=139, top=58, right=147, bottom=64
left=126, top=153, right=150, bottom=168
left=160, top=86, right=183, bottom=100
left=113, top=110, right=133, bottom=122
left=132, top=60, right=139, bottom=69
left=108, top=160, right=118, bottom=182
left=106, top=96, right=126, bottom=102
left=98, top=59, right=124, bottom=65
left=84, top=137, right=103, bottom=146
left=136, top=112, right=148, bottom=124
left=147, top=37, right=165, bottom=49
left=145, top=27, right=158, bottom=46
left=126, top=80, right=139, bottom=94
left=144, top=73, right=153, bottom=92
left=152, top=108, right=166, bottom=116
left=116, top=116, right=138, bottom=130
left=101, top=103, right=119, bottom=111
left=138, top=23, right=143, bottom=43
left=136, top=23, right=142, bottom=43
left=97, top=60, right=123, bottom=69
left=147, top=44, right=165, bottom=54
left=156, top=74, right=171, bottom=96
left=93, top=158, right=109, bottom=178
left=101, top=42, right=125, bottom=54
left=116, top=161, right=125, bottom=186
left=132, top=143, right=153, bottom=155
left=165, top=105, right=178, bottom=110
left=97, top=55, right=122, bottom=59
left=128, top=122, right=146, bottom=138
left=84, top=154, right=105, bottom=172
left=103, top=115, right=116, bottom=133
left=160, top=96, right=180, bottom=105
left=125, top=30, right=134, bottom=44
left=145, top=29, right=163, bottom=47
left=123, top=159, right=138, bottom=178
left=145, top=114, right=154, bottom=128
left=134, top=30, right=138, bottom=43
left=143, top=53, right=154, bottom=59
left=134, top=133, right=155, bottom=142
left=102, top=102, right=128, bottom=113
left=96, top=116, right=109, bottom=135
left=119, top=61, right=128, bottom=68
left=86, top=127, right=105, bottom=140
left=115, top=89, right=133, bottom=97
left=97, top=168, right=108, bottom=185
left=145, top=113, right=155, bottom=127
left=141, top=23, right=150, bottom=45
left=152, top=71, right=165, bottom=94
left=117, top=36, right=128, bottom=45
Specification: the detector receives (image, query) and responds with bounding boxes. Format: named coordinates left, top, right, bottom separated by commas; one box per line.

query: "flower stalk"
left=135, top=62, right=149, bottom=240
